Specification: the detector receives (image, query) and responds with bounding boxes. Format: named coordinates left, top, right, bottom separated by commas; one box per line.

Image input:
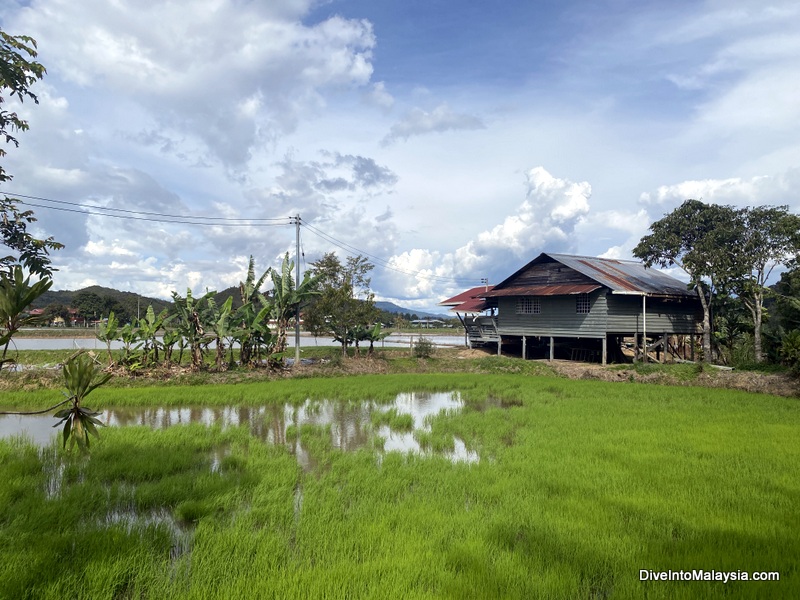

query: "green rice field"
left=1, top=373, right=798, bottom=599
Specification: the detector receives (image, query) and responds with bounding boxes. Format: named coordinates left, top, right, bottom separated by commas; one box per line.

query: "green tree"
left=205, top=296, right=234, bottom=370
left=305, top=253, right=379, bottom=356
left=1, top=28, right=62, bottom=278
left=0, top=264, right=51, bottom=371
left=137, top=304, right=170, bottom=367
left=727, top=205, right=800, bottom=363
left=171, top=289, right=213, bottom=370
left=268, top=252, right=319, bottom=359
left=95, top=311, right=119, bottom=366
left=233, top=256, right=273, bottom=367
left=43, top=302, right=71, bottom=327
left=633, top=199, right=740, bottom=361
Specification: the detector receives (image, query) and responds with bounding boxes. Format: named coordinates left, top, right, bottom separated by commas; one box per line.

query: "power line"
left=3, top=190, right=481, bottom=286
left=3, top=191, right=291, bottom=227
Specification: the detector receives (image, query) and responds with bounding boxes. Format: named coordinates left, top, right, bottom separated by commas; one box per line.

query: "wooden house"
left=448, top=253, right=701, bottom=364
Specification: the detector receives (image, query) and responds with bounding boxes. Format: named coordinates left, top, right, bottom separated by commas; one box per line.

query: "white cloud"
left=365, top=81, right=394, bottom=109
left=12, top=1, right=376, bottom=169
left=381, top=103, right=485, bottom=146
left=375, top=167, right=591, bottom=301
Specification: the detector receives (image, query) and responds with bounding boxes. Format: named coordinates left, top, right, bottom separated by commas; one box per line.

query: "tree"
left=267, top=252, right=319, bottom=359
left=0, top=264, right=51, bottom=371
left=1, top=28, right=62, bottom=278
left=233, top=256, right=273, bottom=367
left=304, top=253, right=379, bottom=356
left=171, top=289, right=213, bottom=370
left=727, top=206, right=800, bottom=363
left=633, top=199, right=740, bottom=361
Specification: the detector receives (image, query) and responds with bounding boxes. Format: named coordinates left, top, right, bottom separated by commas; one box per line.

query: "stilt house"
left=444, top=253, right=701, bottom=364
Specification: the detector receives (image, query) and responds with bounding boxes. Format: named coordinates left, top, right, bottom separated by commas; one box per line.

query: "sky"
left=1, top=0, right=799, bottom=312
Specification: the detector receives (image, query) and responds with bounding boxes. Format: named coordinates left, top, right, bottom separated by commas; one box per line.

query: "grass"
left=0, top=373, right=799, bottom=598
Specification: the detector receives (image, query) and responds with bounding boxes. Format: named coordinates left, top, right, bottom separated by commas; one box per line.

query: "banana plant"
left=205, top=296, right=233, bottom=370
left=234, top=256, right=272, bottom=367
left=0, top=265, right=52, bottom=372
left=95, top=311, right=119, bottom=366
left=137, top=304, right=171, bottom=367
left=171, top=288, right=214, bottom=370
left=53, top=352, right=111, bottom=451
left=268, top=253, right=320, bottom=358
left=161, top=326, right=181, bottom=366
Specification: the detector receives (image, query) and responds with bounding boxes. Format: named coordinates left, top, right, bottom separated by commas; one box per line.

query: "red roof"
left=439, top=285, right=494, bottom=306
left=439, top=285, right=494, bottom=314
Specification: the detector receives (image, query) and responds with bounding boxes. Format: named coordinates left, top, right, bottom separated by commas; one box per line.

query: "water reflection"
left=0, top=391, right=479, bottom=465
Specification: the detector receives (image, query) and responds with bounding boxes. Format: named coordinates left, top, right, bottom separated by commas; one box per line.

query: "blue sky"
left=1, top=0, right=799, bottom=311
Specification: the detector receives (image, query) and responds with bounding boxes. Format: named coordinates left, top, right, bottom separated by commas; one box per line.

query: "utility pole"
left=293, top=214, right=301, bottom=366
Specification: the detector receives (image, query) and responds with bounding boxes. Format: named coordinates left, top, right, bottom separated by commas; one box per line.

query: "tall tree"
left=728, top=205, right=800, bottom=363
left=1, top=28, right=61, bottom=278
left=305, top=253, right=379, bottom=356
left=633, top=199, right=740, bottom=361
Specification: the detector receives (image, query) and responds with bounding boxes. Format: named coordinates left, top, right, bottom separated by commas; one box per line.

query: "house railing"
left=465, top=316, right=499, bottom=345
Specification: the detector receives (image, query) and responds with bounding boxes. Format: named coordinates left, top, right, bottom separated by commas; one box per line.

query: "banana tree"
left=268, top=253, right=320, bottom=358
left=137, top=304, right=171, bottom=367
left=0, top=265, right=52, bottom=372
left=205, top=296, right=234, bottom=370
left=171, top=288, right=214, bottom=370
left=95, top=311, right=119, bottom=366
left=233, top=296, right=273, bottom=367
left=234, top=256, right=272, bottom=367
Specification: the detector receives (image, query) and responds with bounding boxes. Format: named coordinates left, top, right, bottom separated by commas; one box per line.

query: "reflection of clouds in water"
left=1, top=391, right=479, bottom=464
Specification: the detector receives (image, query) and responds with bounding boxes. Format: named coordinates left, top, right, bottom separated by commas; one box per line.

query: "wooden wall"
left=496, top=291, right=700, bottom=337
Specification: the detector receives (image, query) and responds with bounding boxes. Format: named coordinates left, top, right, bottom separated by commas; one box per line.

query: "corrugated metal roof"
left=439, top=285, right=494, bottom=306
left=449, top=297, right=490, bottom=313
left=538, top=253, right=695, bottom=297
left=483, top=283, right=601, bottom=297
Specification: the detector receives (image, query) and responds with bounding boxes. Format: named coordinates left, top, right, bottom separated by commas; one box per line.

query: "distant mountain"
left=374, top=301, right=447, bottom=319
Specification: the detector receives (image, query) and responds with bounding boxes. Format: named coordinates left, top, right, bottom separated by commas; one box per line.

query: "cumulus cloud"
left=639, top=168, right=800, bottom=213
left=375, top=166, right=592, bottom=303
left=380, top=103, right=485, bottom=146
left=12, top=0, right=377, bottom=169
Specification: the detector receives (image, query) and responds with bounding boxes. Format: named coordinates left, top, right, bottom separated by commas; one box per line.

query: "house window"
left=516, top=297, right=541, bottom=314
left=576, top=294, right=591, bottom=314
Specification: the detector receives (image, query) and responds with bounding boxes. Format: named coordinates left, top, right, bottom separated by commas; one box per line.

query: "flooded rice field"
left=0, top=391, right=479, bottom=466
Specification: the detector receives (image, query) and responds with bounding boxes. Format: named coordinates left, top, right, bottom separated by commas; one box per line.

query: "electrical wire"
left=3, top=190, right=482, bottom=285
left=3, top=192, right=291, bottom=227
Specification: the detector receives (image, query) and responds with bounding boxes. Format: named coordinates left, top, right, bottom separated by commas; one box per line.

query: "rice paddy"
left=1, top=373, right=798, bottom=598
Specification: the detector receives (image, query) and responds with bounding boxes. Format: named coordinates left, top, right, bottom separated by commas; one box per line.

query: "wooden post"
left=602, top=336, right=607, bottom=366
left=642, top=295, right=647, bottom=364
left=522, top=336, right=526, bottom=360
left=549, top=336, right=554, bottom=361
left=497, top=336, right=502, bottom=356
left=661, top=333, right=668, bottom=363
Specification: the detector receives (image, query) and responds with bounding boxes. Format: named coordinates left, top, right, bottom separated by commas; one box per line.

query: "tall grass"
left=0, top=375, right=798, bottom=598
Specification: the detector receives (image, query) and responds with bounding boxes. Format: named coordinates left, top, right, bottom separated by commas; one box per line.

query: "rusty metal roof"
left=490, top=253, right=696, bottom=298
left=546, top=253, right=694, bottom=296
left=483, top=283, right=601, bottom=297
left=449, top=297, right=490, bottom=313
left=439, top=285, right=494, bottom=306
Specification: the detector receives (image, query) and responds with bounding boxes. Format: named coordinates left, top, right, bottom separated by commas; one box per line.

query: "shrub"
left=412, top=336, right=435, bottom=359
